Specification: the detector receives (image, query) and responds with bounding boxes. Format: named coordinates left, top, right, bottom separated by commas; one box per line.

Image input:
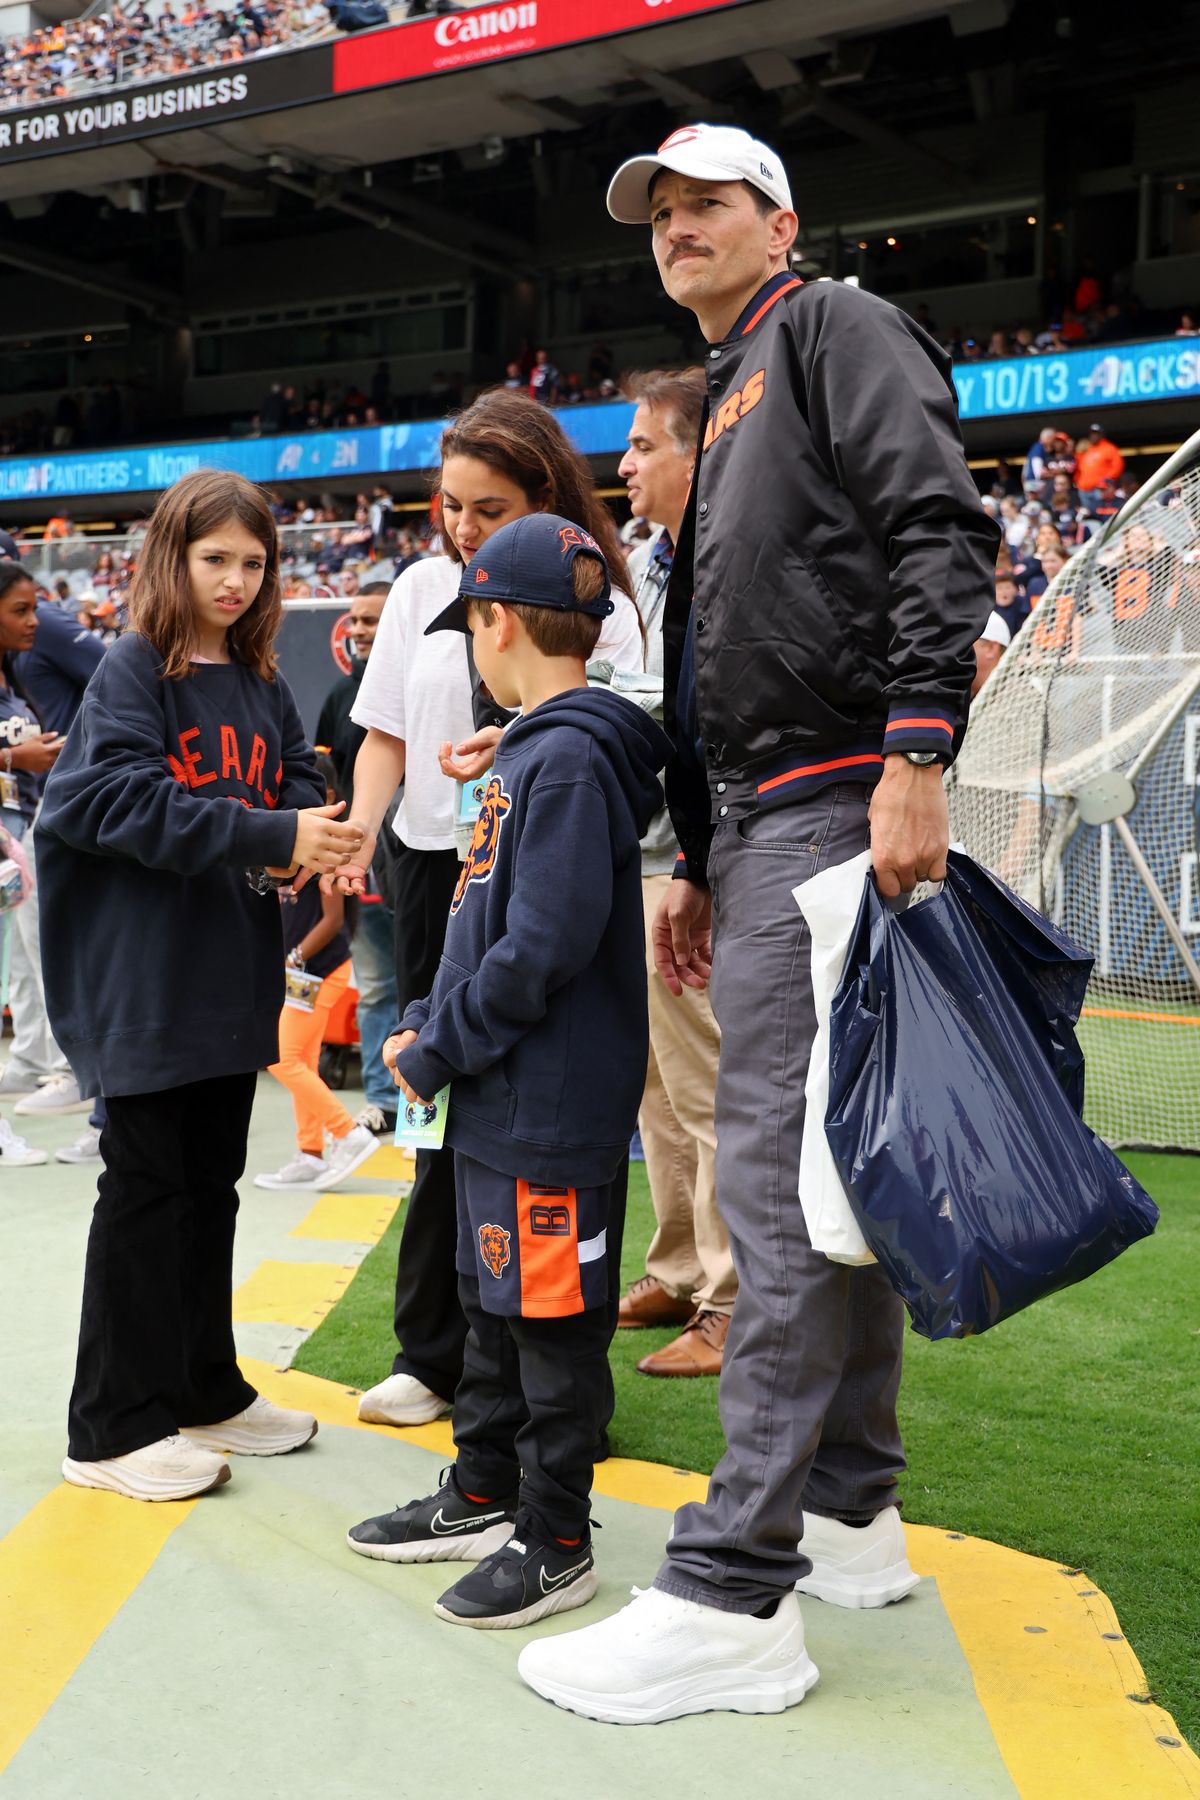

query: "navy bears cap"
left=424, top=512, right=615, bottom=636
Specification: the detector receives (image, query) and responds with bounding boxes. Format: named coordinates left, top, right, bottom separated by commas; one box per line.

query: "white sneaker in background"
left=13, top=1074, right=91, bottom=1117
left=55, top=1125, right=103, bottom=1165
left=357, top=1372, right=452, bottom=1426
left=0, top=1064, right=43, bottom=1099
left=355, top=1103, right=396, bottom=1137
left=253, top=1151, right=329, bottom=1191
left=63, top=1434, right=230, bottom=1502
left=517, top=1586, right=819, bottom=1724
left=180, top=1394, right=317, bottom=1456
left=0, top=1116, right=47, bottom=1166
left=796, top=1506, right=921, bottom=1609
left=321, top=1123, right=378, bottom=1187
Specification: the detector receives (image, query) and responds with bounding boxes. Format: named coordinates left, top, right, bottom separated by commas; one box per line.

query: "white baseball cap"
left=980, top=609, right=1012, bottom=648
left=607, top=123, right=792, bottom=224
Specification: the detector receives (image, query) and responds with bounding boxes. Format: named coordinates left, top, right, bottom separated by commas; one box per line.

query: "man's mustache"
left=668, top=244, right=713, bottom=266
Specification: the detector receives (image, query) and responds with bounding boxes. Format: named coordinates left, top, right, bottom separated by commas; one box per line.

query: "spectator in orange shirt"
left=1076, top=422, right=1125, bottom=510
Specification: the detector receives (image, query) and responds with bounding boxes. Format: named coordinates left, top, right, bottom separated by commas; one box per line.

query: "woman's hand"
left=437, top=727, right=503, bottom=784
left=383, top=1028, right=424, bottom=1102
left=320, top=821, right=377, bottom=896
left=291, top=801, right=364, bottom=873
left=10, top=733, right=63, bottom=774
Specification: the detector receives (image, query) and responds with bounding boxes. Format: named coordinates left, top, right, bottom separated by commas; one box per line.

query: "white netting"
left=948, top=433, right=1200, bottom=1150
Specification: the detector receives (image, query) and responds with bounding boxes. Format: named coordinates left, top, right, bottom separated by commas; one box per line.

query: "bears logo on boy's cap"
left=424, top=512, right=615, bottom=636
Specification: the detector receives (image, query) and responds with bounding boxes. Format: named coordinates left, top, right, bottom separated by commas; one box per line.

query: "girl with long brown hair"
left=37, top=468, right=365, bottom=1503
left=326, top=389, right=643, bottom=1431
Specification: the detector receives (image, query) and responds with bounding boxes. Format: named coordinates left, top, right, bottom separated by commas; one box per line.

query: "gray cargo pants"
left=655, top=784, right=907, bottom=1613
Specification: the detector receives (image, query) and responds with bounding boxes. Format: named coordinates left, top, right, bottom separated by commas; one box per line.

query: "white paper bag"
left=792, top=851, right=876, bottom=1266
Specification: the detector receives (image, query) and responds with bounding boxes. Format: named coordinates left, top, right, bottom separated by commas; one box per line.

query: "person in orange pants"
left=255, top=759, right=379, bottom=1193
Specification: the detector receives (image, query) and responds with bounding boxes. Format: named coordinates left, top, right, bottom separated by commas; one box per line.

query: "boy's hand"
left=321, top=821, right=376, bottom=896
left=653, top=878, right=713, bottom=995
left=292, top=802, right=364, bottom=874
left=437, top=727, right=502, bottom=783
left=384, top=1029, right=426, bottom=1103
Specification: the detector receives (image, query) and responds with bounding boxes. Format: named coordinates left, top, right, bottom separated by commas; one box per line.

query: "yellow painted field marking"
left=908, top=1530, right=1200, bottom=1798
left=245, top=1357, right=1200, bottom=1799
left=290, top=1192, right=401, bottom=1245
left=361, top=1145, right=415, bottom=1181
left=0, top=1485, right=197, bottom=1776
left=231, top=1260, right=356, bottom=1329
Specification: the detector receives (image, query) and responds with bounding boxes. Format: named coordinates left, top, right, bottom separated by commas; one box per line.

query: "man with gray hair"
left=518, top=122, right=996, bottom=1723
left=616, top=367, right=735, bottom=1378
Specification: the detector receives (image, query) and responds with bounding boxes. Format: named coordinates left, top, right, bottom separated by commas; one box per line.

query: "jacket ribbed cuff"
left=882, top=704, right=956, bottom=760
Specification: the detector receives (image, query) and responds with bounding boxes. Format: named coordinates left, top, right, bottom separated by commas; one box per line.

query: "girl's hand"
left=11, top=733, right=63, bottom=774
left=321, top=822, right=376, bottom=896
left=437, top=727, right=502, bottom=783
left=383, top=1029, right=423, bottom=1101
left=291, top=801, right=364, bottom=873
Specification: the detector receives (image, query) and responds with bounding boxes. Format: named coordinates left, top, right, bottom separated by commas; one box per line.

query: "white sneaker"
left=0, top=1116, right=47, bottom=1166
left=63, top=1433, right=231, bottom=1502
left=796, top=1506, right=921, bottom=1609
left=13, top=1074, right=91, bottom=1116
left=321, top=1123, right=378, bottom=1187
left=357, top=1372, right=452, bottom=1426
left=253, top=1151, right=329, bottom=1191
left=0, top=1063, right=41, bottom=1098
left=355, top=1103, right=396, bottom=1137
left=181, top=1394, right=317, bottom=1456
left=55, top=1125, right=103, bottom=1165
left=517, top=1586, right=819, bottom=1724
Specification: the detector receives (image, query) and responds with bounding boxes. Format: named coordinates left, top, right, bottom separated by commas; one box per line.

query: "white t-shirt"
left=349, top=553, right=644, bottom=852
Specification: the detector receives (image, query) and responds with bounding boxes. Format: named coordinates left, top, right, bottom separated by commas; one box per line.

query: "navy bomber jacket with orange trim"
left=664, top=271, right=999, bottom=884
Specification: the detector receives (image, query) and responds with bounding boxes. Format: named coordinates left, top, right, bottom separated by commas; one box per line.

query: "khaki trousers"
left=638, top=873, right=736, bottom=1316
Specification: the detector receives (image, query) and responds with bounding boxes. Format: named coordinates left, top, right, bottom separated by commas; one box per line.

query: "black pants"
left=389, top=839, right=469, bottom=1400
left=67, top=1072, right=259, bottom=1461
left=453, top=1274, right=618, bottom=1543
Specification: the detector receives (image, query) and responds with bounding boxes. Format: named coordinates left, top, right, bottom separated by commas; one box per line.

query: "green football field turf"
left=292, top=1151, right=1199, bottom=1750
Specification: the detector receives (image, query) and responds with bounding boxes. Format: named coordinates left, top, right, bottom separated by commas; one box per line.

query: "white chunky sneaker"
left=357, top=1373, right=452, bottom=1426
left=13, top=1074, right=91, bottom=1116
left=253, top=1151, right=329, bottom=1191
left=55, top=1125, right=103, bottom=1165
left=321, top=1123, right=378, bottom=1187
left=517, top=1586, right=819, bottom=1724
left=181, top=1395, right=317, bottom=1456
left=0, top=1115, right=47, bottom=1166
left=0, top=1063, right=41, bottom=1098
left=63, top=1434, right=231, bottom=1502
left=795, top=1506, right=921, bottom=1609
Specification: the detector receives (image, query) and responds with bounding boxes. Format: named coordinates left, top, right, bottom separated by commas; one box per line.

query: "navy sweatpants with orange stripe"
left=452, top=1152, right=622, bottom=1543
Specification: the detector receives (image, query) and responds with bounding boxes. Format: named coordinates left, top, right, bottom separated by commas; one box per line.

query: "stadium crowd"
left=0, top=0, right=326, bottom=112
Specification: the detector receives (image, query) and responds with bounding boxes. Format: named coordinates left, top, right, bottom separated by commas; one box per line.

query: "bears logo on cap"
left=558, top=525, right=599, bottom=556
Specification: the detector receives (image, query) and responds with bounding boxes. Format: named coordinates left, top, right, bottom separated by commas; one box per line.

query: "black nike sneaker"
left=346, top=1467, right=518, bottom=1564
left=434, top=1531, right=597, bottom=1629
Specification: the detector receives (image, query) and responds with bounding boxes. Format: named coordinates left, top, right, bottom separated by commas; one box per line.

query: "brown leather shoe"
left=636, top=1310, right=730, bottom=1377
left=617, top=1275, right=695, bottom=1330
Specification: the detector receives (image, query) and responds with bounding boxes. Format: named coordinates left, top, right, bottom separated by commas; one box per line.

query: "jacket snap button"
left=698, top=501, right=709, bottom=516
left=695, top=616, right=706, bottom=633
left=716, top=782, right=727, bottom=793
left=718, top=805, right=729, bottom=817
left=709, top=348, right=721, bottom=360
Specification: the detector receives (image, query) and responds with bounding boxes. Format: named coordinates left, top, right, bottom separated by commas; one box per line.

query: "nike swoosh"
left=540, top=1558, right=590, bottom=1593
left=429, top=1508, right=507, bottom=1535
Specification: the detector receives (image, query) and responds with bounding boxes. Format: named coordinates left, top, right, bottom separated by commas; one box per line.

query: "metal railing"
left=14, top=519, right=393, bottom=587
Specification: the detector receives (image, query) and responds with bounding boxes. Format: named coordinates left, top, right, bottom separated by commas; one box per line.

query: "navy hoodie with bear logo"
left=396, top=685, right=672, bottom=1185
left=36, top=632, right=324, bottom=1098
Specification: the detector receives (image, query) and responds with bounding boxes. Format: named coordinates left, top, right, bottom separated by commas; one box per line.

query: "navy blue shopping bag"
left=825, top=850, right=1159, bottom=1339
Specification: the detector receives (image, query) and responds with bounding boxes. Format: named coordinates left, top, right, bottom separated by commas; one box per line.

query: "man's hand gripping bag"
left=825, top=850, right=1158, bottom=1339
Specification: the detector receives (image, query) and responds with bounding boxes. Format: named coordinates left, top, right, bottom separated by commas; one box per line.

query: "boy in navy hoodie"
left=347, top=513, right=671, bottom=1629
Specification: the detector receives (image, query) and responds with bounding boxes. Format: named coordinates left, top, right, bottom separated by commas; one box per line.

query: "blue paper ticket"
left=394, top=1085, right=451, bottom=1151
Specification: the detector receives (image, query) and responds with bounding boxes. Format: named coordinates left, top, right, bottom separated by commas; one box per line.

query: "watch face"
left=904, top=751, right=940, bottom=765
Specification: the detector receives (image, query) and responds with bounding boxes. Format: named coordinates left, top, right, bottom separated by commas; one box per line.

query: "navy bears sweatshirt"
left=36, top=633, right=324, bottom=1098
left=396, top=687, right=671, bottom=1185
